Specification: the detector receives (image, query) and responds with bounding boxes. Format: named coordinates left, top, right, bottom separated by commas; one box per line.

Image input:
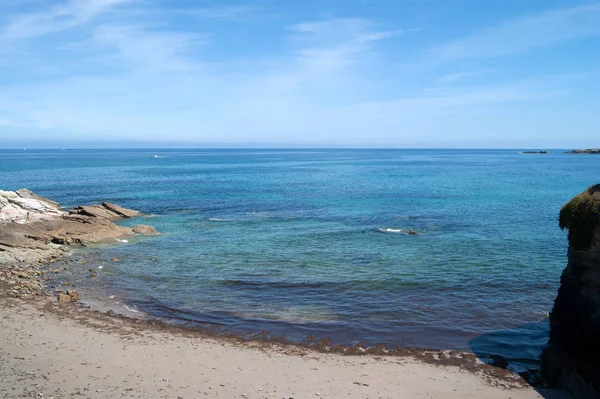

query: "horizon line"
left=0, top=147, right=587, bottom=151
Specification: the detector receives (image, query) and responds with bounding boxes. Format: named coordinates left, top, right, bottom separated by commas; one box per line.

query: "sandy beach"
left=0, top=294, right=570, bottom=399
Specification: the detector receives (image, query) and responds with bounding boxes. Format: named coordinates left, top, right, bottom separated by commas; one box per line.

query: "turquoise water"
left=1, top=149, right=598, bottom=363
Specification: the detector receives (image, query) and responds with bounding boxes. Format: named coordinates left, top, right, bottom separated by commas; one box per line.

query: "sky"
left=0, top=0, right=599, bottom=148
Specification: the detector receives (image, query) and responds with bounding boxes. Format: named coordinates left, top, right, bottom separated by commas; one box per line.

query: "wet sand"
left=0, top=295, right=570, bottom=399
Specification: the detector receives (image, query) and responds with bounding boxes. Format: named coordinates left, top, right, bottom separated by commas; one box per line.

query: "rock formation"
left=565, top=149, right=600, bottom=154
left=541, top=184, right=600, bottom=398
left=0, top=189, right=158, bottom=265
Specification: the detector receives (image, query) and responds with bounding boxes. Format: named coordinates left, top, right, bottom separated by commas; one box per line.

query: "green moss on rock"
left=559, top=184, right=600, bottom=250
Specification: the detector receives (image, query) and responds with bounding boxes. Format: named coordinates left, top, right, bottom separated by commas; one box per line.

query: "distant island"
left=521, top=150, right=547, bottom=154
left=565, top=148, right=600, bottom=154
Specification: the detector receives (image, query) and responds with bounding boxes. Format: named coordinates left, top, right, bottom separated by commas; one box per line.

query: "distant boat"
left=153, top=155, right=159, bottom=158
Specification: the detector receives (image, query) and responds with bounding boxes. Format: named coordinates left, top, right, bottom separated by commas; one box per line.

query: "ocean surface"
left=1, top=149, right=597, bottom=366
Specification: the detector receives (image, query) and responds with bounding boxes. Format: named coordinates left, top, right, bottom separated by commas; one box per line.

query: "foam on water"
left=377, top=227, right=406, bottom=234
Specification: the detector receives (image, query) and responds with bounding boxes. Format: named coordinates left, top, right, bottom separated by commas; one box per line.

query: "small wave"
left=116, top=238, right=129, bottom=243
left=208, top=217, right=235, bottom=222
left=378, top=228, right=404, bottom=234
left=123, top=304, right=142, bottom=313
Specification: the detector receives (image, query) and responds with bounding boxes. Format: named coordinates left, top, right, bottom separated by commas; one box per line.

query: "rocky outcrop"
left=565, top=149, right=600, bottom=154
left=541, top=185, right=600, bottom=398
left=0, top=189, right=158, bottom=265
left=0, top=189, right=63, bottom=222
left=69, top=202, right=141, bottom=220
left=132, top=224, right=158, bottom=235
left=102, top=202, right=140, bottom=218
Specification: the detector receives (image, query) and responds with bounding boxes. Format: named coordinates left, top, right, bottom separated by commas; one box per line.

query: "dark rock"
left=541, top=184, right=600, bottom=398
left=51, top=236, right=67, bottom=245
left=489, top=354, right=509, bottom=369
left=565, top=149, right=600, bottom=154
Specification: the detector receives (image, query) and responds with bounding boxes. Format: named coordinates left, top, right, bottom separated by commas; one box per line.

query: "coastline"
left=0, top=243, right=570, bottom=399
left=0, top=189, right=571, bottom=397
left=0, top=293, right=567, bottom=399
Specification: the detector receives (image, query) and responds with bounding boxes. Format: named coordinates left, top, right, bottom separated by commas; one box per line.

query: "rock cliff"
left=0, top=189, right=157, bottom=265
left=541, top=184, right=600, bottom=398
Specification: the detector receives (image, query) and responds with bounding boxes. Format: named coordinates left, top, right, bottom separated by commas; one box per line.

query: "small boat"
left=153, top=155, right=159, bottom=158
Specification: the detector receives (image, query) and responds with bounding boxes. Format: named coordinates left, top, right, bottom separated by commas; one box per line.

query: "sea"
left=1, top=148, right=597, bottom=367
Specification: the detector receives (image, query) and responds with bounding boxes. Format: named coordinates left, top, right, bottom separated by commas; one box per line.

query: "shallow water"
left=2, top=148, right=598, bottom=363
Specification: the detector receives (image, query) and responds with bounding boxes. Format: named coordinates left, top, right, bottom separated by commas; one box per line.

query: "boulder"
left=69, top=205, right=121, bottom=220
left=132, top=224, right=158, bottom=235
left=102, top=202, right=140, bottom=218
left=57, top=293, right=71, bottom=303
left=66, top=289, right=79, bottom=301
left=541, top=184, right=600, bottom=398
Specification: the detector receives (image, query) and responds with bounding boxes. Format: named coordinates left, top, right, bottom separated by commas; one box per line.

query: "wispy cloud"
left=287, top=18, right=405, bottom=72
left=438, top=69, right=495, bottom=83
left=427, top=3, right=600, bottom=64
left=93, top=24, right=207, bottom=72
left=0, top=0, right=133, bottom=42
left=186, top=5, right=257, bottom=20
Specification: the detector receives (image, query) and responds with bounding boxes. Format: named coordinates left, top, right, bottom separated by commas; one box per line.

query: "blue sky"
left=0, top=0, right=599, bottom=148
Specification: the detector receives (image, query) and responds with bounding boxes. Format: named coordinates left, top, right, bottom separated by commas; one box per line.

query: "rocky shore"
left=541, top=184, right=600, bottom=398
left=0, top=189, right=157, bottom=299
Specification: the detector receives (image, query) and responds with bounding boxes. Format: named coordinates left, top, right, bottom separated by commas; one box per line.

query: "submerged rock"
left=541, top=184, right=600, bottom=398
left=132, top=224, right=158, bottom=235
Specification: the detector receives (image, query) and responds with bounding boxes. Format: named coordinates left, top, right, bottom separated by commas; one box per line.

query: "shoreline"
left=42, top=250, right=544, bottom=370
left=0, top=291, right=569, bottom=398
left=0, top=252, right=571, bottom=399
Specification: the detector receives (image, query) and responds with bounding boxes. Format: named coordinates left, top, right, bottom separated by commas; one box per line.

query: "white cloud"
left=287, top=18, right=405, bottom=73
left=427, top=3, right=600, bottom=64
left=93, top=24, right=207, bottom=72
left=0, top=0, right=133, bottom=42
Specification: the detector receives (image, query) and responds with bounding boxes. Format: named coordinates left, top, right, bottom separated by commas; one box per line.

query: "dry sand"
left=0, top=296, right=570, bottom=399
